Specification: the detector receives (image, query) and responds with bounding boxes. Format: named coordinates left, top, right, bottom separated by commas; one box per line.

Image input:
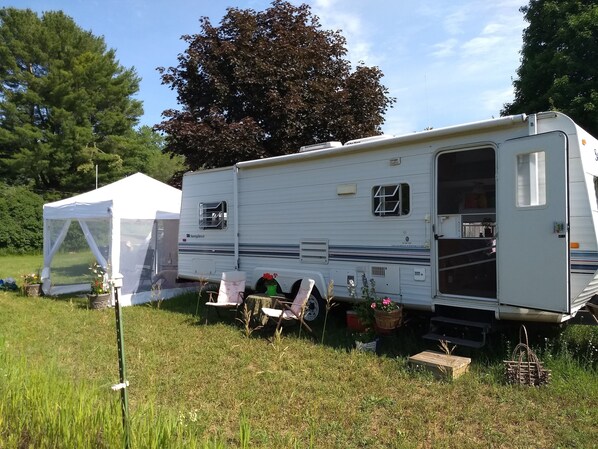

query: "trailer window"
left=516, top=151, right=546, bottom=207
left=372, top=184, right=410, bottom=216
left=199, top=202, right=227, bottom=230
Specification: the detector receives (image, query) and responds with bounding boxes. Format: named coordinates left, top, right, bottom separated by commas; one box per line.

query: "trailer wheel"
left=303, top=291, right=324, bottom=323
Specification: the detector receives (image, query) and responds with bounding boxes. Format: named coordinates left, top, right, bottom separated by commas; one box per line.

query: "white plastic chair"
left=205, top=271, right=246, bottom=321
left=261, top=278, right=315, bottom=334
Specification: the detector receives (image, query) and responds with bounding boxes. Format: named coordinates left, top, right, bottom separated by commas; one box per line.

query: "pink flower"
left=383, top=298, right=391, bottom=306
left=370, top=303, right=376, bottom=309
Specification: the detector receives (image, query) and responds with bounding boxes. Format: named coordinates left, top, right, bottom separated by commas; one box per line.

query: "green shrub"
left=0, top=183, right=44, bottom=254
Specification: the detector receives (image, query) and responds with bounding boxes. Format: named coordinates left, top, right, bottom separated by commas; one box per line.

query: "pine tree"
left=0, top=8, right=163, bottom=193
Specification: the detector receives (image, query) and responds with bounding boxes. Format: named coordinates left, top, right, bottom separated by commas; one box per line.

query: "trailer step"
left=422, top=332, right=486, bottom=349
left=423, top=315, right=494, bottom=348
left=429, top=316, right=492, bottom=330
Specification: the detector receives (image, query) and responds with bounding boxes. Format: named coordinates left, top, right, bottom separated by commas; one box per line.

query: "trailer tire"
left=303, top=290, right=324, bottom=323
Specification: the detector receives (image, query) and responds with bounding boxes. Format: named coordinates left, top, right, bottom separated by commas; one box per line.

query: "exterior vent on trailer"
left=299, top=141, right=342, bottom=152
left=371, top=266, right=387, bottom=277
left=300, top=239, right=329, bottom=264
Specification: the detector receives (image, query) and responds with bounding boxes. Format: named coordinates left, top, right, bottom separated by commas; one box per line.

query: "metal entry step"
left=423, top=316, right=493, bottom=349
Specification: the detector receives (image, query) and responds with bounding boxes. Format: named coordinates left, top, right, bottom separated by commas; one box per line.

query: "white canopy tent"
left=42, top=173, right=192, bottom=306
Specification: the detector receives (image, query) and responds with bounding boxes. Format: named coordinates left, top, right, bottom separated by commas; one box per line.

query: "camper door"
left=497, top=131, right=570, bottom=314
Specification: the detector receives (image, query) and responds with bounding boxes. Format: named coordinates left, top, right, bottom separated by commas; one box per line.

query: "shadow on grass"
left=51, top=288, right=598, bottom=371
left=39, top=293, right=90, bottom=310
left=144, top=292, right=511, bottom=362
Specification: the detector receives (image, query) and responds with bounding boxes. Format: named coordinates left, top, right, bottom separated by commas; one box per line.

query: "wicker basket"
left=374, top=308, right=403, bottom=330
left=504, top=325, right=551, bottom=386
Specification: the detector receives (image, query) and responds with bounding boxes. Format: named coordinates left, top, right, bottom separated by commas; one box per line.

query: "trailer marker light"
left=570, top=242, right=580, bottom=248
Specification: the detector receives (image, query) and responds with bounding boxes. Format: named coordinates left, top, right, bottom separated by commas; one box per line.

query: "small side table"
left=244, top=293, right=281, bottom=326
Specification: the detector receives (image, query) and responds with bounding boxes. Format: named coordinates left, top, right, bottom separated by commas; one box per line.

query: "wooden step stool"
left=408, top=350, right=471, bottom=379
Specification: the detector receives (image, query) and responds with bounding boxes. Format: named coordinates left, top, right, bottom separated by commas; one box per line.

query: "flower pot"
left=88, top=293, right=111, bottom=309
left=346, top=310, right=366, bottom=332
left=265, top=283, right=278, bottom=296
left=23, top=283, right=42, bottom=297
left=355, top=339, right=377, bottom=353
left=374, top=308, right=403, bottom=331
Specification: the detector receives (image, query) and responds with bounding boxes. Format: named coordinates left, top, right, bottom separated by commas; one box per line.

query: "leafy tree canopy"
left=0, top=8, right=183, bottom=194
left=157, top=0, right=395, bottom=169
left=502, top=0, right=598, bottom=136
left=125, top=126, right=187, bottom=185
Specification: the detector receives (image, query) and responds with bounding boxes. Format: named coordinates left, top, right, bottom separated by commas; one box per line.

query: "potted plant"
left=262, top=272, right=279, bottom=296
left=346, top=275, right=376, bottom=332
left=371, top=297, right=403, bottom=332
left=22, top=271, right=42, bottom=297
left=88, top=262, right=111, bottom=309
left=354, top=328, right=378, bottom=352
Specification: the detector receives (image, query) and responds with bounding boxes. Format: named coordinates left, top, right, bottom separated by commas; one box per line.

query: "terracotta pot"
left=346, top=310, right=367, bottom=332
left=88, top=292, right=111, bottom=309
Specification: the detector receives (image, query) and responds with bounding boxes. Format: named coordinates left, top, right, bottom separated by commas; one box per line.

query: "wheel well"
left=290, top=279, right=321, bottom=299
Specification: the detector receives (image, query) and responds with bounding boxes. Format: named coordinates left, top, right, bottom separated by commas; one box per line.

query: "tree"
left=157, top=0, right=394, bottom=170
left=502, top=0, right=598, bottom=136
left=0, top=8, right=169, bottom=194
left=124, top=126, right=187, bottom=185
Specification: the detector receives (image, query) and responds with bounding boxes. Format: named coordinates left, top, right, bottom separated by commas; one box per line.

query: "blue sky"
left=6, top=0, right=528, bottom=136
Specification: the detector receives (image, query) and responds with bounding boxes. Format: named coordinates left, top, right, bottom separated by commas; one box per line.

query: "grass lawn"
left=0, top=254, right=597, bottom=448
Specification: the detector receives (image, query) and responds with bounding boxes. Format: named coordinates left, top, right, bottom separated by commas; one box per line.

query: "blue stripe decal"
left=331, top=245, right=430, bottom=265
left=179, top=242, right=431, bottom=265
left=179, top=245, right=598, bottom=271
left=571, top=250, right=598, bottom=272
left=240, top=244, right=299, bottom=259
left=179, top=242, right=235, bottom=256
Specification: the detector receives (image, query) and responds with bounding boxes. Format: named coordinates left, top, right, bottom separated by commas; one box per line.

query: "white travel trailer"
left=178, top=112, right=598, bottom=333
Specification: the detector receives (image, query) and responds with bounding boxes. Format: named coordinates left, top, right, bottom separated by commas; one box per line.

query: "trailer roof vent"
left=344, top=135, right=394, bottom=146
left=299, top=141, right=342, bottom=152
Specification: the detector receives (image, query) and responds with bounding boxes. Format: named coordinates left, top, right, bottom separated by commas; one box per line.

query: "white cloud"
left=382, top=114, right=420, bottom=136
left=431, top=38, right=458, bottom=58
left=313, top=0, right=336, bottom=9
left=461, top=35, right=504, bottom=57
left=300, top=0, right=527, bottom=133
left=479, top=86, right=515, bottom=114
left=307, top=1, right=380, bottom=67
left=481, top=22, right=505, bottom=35
left=443, top=9, right=469, bottom=36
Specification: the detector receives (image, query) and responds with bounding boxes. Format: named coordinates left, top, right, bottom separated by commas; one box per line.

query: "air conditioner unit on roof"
left=344, top=135, right=394, bottom=146
left=299, top=141, right=343, bottom=152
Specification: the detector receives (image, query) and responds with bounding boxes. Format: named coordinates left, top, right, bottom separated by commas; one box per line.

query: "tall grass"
left=0, top=254, right=597, bottom=447
left=0, top=344, right=248, bottom=448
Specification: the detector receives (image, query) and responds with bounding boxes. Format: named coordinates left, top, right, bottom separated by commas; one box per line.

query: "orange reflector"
left=581, top=139, right=587, bottom=145
left=570, top=242, right=580, bottom=249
